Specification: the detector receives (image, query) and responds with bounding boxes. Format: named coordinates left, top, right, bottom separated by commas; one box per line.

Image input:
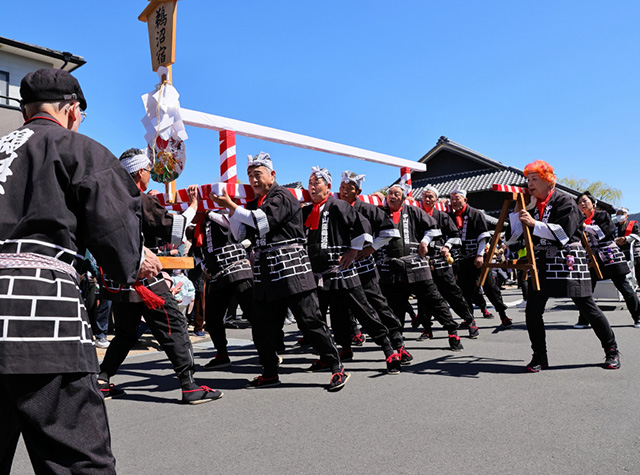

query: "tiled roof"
left=411, top=169, right=526, bottom=199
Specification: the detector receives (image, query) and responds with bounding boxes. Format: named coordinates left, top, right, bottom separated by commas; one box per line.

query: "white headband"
left=450, top=183, right=467, bottom=198
left=121, top=152, right=151, bottom=174
left=341, top=170, right=365, bottom=189
left=311, top=166, right=332, bottom=184
left=422, top=185, right=439, bottom=198
left=390, top=182, right=411, bottom=198
left=247, top=151, right=273, bottom=172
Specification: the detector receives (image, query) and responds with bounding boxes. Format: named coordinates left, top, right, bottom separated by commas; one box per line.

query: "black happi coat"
left=0, top=115, right=143, bottom=374
left=615, top=219, right=640, bottom=262
left=426, top=208, right=462, bottom=276
left=583, top=210, right=629, bottom=279
left=447, top=204, right=492, bottom=261
left=101, top=192, right=191, bottom=302
left=351, top=199, right=400, bottom=283
left=517, top=190, right=592, bottom=297
left=302, top=196, right=368, bottom=291
left=376, top=203, right=439, bottom=284
left=238, top=183, right=316, bottom=301
left=194, top=212, right=253, bottom=291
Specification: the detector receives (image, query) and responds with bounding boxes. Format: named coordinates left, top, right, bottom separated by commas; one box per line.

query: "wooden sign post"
left=139, top=0, right=178, bottom=202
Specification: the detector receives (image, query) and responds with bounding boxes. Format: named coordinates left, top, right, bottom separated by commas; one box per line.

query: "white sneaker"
left=95, top=337, right=110, bottom=349
left=515, top=300, right=527, bottom=309
left=634, top=320, right=640, bottom=328
left=573, top=323, right=590, bottom=329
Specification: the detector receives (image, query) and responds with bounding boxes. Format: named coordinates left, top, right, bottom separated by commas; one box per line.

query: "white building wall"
left=0, top=51, right=54, bottom=104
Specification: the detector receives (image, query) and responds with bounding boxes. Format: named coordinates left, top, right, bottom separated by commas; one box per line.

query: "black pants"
left=382, top=279, right=458, bottom=333
left=577, top=273, right=640, bottom=325
left=252, top=289, right=341, bottom=377
left=457, top=260, right=508, bottom=316
left=0, top=373, right=115, bottom=475
left=431, top=268, right=474, bottom=323
left=321, top=285, right=394, bottom=356
left=526, top=291, right=617, bottom=355
left=100, top=290, right=195, bottom=387
left=205, top=279, right=253, bottom=353
left=362, top=276, right=405, bottom=350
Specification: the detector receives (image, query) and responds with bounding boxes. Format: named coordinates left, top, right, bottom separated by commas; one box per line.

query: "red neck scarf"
left=423, top=204, right=434, bottom=216
left=536, top=189, right=555, bottom=219
left=257, top=194, right=267, bottom=207
left=390, top=207, right=402, bottom=224
left=193, top=214, right=205, bottom=247
left=583, top=209, right=595, bottom=225
left=455, top=204, right=467, bottom=229
left=305, top=196, right=329, bottom=230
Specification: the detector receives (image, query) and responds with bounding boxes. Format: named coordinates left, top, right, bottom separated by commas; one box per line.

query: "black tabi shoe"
left=327, top=369, right=351, bottom=392
left=526, top=353, right=549, bottom=373
left=386, top=353, right=402, bottom=374
left=448, top=334, right=464, bottom=351
left=604, top=348, right=621, bottom=370
left=98, top=382, right=125, bottom=400
left=468, top=320, right=480, bottom=339
left=398, top=346, right=414, bottom=365
left=182, top=386, right=223, bottom=404
left=246, top=375, right=281, bottom=389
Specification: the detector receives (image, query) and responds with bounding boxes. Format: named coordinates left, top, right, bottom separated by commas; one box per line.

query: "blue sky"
left=4, top=1, right=640, bottom=209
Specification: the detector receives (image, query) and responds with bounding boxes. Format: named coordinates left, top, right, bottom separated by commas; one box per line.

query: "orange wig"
left=524, top=160, right=556, bottom=186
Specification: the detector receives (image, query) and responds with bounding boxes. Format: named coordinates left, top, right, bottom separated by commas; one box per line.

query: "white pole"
left=180, top=108, right=426, bottom=172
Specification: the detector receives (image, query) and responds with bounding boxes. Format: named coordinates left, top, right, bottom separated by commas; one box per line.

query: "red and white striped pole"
left=400, top=166, right=412, bottom=198
left=219, top=130, right=237, bottom=184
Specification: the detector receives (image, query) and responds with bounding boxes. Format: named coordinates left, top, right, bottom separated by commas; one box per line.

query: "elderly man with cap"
left=302, top=167, right=406, bottom=374
left=337, top=170, right=413, bottom=364
left=210, top=152, right=349, bottom=391
left=512, top=160, right=620, bottom=371
left=376, top=181, right=464, bottom=351
left=0, top=69, right=161, bottom=473
left=98, top=148, right=224, bottom=405
left=419, top=186, right=480, bottom=340
left=448, top=184, right=512, bottom=328
left=614, top=207, right=640, bottom=287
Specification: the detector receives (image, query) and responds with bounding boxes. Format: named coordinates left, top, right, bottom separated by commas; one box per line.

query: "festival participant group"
left=1, top=69, right=638, bottom=473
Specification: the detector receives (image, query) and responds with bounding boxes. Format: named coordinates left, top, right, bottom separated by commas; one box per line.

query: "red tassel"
left=133, top=280, right=165, bottom=309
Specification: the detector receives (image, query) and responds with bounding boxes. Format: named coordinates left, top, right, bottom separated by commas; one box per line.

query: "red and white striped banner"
left=400, top=166, right=412, bottom=198
left=155, top=184, right=422, bottom=211
left=219, top=130, right=237, bottom=184
left=434, top=201, right=451, bottom=212
left=492, top=183, right=529, bottom=194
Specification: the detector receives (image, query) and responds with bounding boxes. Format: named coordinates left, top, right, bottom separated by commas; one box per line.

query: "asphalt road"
left=12, top=288, right=640, bottom=475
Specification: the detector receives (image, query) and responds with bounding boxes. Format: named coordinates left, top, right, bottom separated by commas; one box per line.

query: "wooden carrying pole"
left=478, top=186, right=540, bottom=291
left=581, top=232, right=604, bottom=280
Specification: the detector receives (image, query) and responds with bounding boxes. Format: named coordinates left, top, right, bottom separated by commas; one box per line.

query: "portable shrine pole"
left=139, top=0, right=179, bottom=202
left=478, top=184, right=540, bottom=291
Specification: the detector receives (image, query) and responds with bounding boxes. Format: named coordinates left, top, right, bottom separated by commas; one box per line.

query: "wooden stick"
left=581, top=232, right=603, bottom=280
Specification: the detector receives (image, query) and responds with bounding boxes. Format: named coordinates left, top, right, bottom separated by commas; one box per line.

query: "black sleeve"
left=141, top=193, right=176, bottom=243
left=74, top=159, right=143, bottom=285
left=595, top=210, right=616, bottom=240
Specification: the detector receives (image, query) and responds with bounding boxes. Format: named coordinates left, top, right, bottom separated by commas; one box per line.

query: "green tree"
left=558, top=176, right=622, bottom=205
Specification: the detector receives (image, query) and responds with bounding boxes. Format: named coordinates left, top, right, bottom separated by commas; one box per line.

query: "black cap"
left=20, top=68, right=87, bottom=111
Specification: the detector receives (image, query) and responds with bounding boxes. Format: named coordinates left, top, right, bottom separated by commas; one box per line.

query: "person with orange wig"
left=510, top=160, right=620, bottom=371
